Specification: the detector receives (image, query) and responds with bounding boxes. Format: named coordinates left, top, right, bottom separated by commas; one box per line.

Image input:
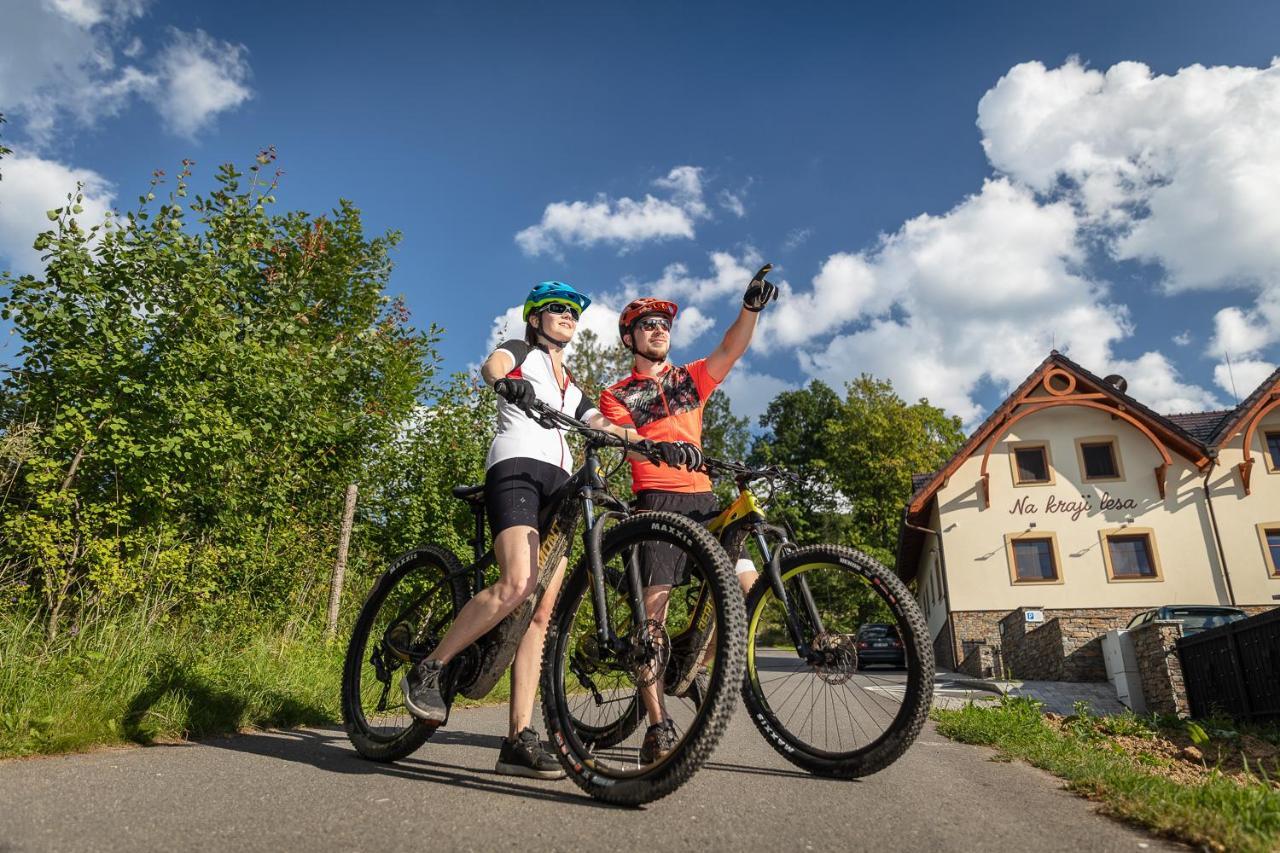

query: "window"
left=1100, top=527, right=1163, bottom=582
left=1265, top=431, right=1280, bottom=473
left=1075, top=436, right=1123, bottom=482
left=1004, top=532, right=1062, bottom=584
left=1009, top=442, right=1054, bottom=486
left=1258, top=524, right=1280, bottom=578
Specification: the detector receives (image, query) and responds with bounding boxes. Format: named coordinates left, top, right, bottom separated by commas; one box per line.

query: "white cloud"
left=0, top=152, right=114, bottom=275
left=978, top=58, right=1280, bottom=398
left=783, top=227, right=812, bottom=250
left=610, top=249, right=761, bottom=309
left=718, top=365, right=796, bottom=426
left=515, top=166, right=711, bottom=257
left=718, top=189, right=745, bottom=218
left=1109, top=351, right=1221, bottom=413
left=45, top=0, right=148, bottom=28
left=1173, top=330, right=1192, bottom=347
left=147, top=29, right=251, bottom=138
left=1213, top=359, right=1276, bottom=401
left=0, top=5, right=248, bottom=145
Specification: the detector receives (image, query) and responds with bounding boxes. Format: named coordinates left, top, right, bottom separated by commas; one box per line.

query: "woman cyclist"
left=401, top=281, right=686, bottom=779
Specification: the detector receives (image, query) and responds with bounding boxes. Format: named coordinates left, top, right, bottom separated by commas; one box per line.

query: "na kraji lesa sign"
left=1008, top=492, right=1139, bottom=522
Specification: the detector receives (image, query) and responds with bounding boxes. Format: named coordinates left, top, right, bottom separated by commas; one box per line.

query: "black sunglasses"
left=637, top=316, right=670, bottom=332
left=541, top=302, right=580, bottom=320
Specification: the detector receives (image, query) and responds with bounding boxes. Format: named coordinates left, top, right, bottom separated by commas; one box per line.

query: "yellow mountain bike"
left=568, top=457, right=934, bottom=778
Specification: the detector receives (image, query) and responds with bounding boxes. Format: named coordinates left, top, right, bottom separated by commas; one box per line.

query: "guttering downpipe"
left=903, top=509, right=958, bottom=671
left=1202, top=450, right=1236, bottom=606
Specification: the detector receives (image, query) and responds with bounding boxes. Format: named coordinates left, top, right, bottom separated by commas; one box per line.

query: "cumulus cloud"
left=764, top=57, right=1280, bottom=423
left=515, top=166, right=712, bottom=257
left=978, top=57, right=1280, bottom=394
left=0, top=153, right=115, bottom=275
left=0, top=4, right=249, bottom=144
left=718, top=365, right=796, bottom=426
left=1214, top=358, right=1277, bottom=401
left=146, top=29, right=251, bottom=137
left=609, top=249, right=761, bottom=310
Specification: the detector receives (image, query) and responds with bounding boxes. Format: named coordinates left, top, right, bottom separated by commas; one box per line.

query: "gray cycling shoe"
left=495, top=728, right=566, bottom=780
left=401, top=658, right=449, bottom=724
left=639, top=720, right=678, bottom=764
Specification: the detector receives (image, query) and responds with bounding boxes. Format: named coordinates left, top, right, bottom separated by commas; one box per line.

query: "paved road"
left=0, top=701, right=1176, bottom=852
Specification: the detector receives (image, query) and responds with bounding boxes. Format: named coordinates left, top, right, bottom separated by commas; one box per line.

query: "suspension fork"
left=753, top=525, right=825, bottom=657
left=581, top=453, right=641, bottom=651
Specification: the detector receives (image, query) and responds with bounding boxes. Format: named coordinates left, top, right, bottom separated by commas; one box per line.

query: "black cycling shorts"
left=484, top=457, right=570, bottom=536
left=635, top=490, right=720, bottom=587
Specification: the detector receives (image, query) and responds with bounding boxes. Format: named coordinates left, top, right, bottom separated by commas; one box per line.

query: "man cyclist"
left=598, top=263, right=778, bottom=763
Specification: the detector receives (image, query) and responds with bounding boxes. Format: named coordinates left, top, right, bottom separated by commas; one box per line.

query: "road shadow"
left=122, top=656, right=327, bottom=745
left=194, top=725, right=625, bottom=809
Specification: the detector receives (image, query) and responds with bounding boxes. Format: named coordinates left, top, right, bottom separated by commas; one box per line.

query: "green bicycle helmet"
left=522, top=281, right=591, bottom=321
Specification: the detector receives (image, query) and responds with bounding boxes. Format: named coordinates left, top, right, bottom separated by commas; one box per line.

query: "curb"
left=934, top=673, right=1006, bottom=696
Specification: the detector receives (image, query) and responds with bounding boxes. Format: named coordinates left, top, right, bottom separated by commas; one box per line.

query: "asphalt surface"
left=0, top=698, right=1178, bottom=852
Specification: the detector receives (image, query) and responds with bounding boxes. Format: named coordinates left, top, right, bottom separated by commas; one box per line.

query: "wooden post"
left=326, top=484, right=358, bottom=641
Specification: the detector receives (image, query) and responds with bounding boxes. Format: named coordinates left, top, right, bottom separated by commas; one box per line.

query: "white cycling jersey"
left=486, top=340, right=600, bottom=474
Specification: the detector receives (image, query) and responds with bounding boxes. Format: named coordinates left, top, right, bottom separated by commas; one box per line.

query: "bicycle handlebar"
left=519, top=398, right=673, bottom=468
left=700, top=456, right=802, bottom=486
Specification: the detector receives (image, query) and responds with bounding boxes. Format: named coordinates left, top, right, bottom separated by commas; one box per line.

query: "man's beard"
left=638, top=340, right=669, bottom=363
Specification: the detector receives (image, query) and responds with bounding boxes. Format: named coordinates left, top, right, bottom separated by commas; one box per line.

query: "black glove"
left=493, top=377, right=536, bottom=408
left=640, top=439, right=686, bottom=468
left=674, top=441, right=704, bottom=471
left=743, top=263, right=778, bottom=312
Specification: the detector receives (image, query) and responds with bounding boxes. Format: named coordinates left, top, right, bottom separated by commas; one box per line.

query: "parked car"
left=1125, top=605, right=1247, bottom=637
left=854, top=623, right=905, bottom=669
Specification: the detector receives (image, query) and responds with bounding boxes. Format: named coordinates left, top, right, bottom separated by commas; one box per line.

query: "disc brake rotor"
left=811, top=631, right=857, bottom=685
left=628, top=619, right=671, bottom=688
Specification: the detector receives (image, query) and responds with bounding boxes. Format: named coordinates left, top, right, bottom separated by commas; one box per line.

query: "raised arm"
left=705, top=263, right=778, bottom=381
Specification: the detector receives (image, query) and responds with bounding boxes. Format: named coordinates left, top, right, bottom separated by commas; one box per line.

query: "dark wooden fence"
left=1178, top=608, right=1280, bottom=722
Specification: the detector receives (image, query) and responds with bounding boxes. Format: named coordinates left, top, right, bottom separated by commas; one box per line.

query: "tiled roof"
left=1165, top=410, right=1235, bottom=444
left=910, top=472, right=935, bottom=493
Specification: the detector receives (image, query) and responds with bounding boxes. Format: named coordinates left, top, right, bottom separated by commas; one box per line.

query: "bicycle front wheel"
left=341, top=545, right=467, bottom=762
left=742, top=544, right=933, bottom=778
left=541, top=511, right=745, bottom=806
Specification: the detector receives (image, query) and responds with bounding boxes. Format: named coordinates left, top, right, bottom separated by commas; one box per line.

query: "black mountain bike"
left=340, top=400, right=746, bottom=806
left=568, top=457, right=934, bottom=778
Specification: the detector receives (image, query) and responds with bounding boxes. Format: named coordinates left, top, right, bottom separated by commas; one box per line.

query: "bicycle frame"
left=443, top=424, right=653, bottom=697
left=704, top=466, right=827, bottom=662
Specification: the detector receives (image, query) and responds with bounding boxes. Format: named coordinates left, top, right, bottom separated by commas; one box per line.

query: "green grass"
left=0, top=608, right=346, bottom=757
left=0, top=606, right=518, bottom=760
left=932, top=698, right=1280, bottom=853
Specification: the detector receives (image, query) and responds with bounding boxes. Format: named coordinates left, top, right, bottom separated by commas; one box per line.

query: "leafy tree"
left=750, top=377, right=962, bottom=562
left=749, top=380, right=851, bottom=544
left=0, top=152, right=437, bottom=636
left=363, top=373, right=494, bottom=561
left=822, top=375, right=964, bottom=559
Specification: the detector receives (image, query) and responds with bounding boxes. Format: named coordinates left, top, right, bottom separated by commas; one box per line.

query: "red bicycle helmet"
left=618, top=297, right=679, bottom=342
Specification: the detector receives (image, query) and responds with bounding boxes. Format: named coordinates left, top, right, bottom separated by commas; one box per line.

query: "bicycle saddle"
left=451, top=484, right=485, bottom=503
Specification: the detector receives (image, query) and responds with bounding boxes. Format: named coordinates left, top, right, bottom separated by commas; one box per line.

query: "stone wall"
left=949, top=607, right=1148, bottom=682
left=1130, top=620, right=1188, bottom=716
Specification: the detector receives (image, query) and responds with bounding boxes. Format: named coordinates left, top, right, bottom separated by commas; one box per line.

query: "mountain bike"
left=567, top=457, right=934, bottom=778
left=340, top=400, right=746, bottom=806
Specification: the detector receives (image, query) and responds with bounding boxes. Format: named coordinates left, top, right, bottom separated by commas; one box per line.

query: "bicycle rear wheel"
left=341, top=546, right=467, bottom=762
left=741, top=544, right=933, bottom=778
left=541, top=511, right=744, bottom=806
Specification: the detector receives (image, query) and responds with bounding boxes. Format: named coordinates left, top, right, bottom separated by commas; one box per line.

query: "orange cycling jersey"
left=599, top=358, right=722, bottom=493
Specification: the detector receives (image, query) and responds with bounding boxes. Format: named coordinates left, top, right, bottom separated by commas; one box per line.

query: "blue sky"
left=3, top=0, right=1280, bottom=426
